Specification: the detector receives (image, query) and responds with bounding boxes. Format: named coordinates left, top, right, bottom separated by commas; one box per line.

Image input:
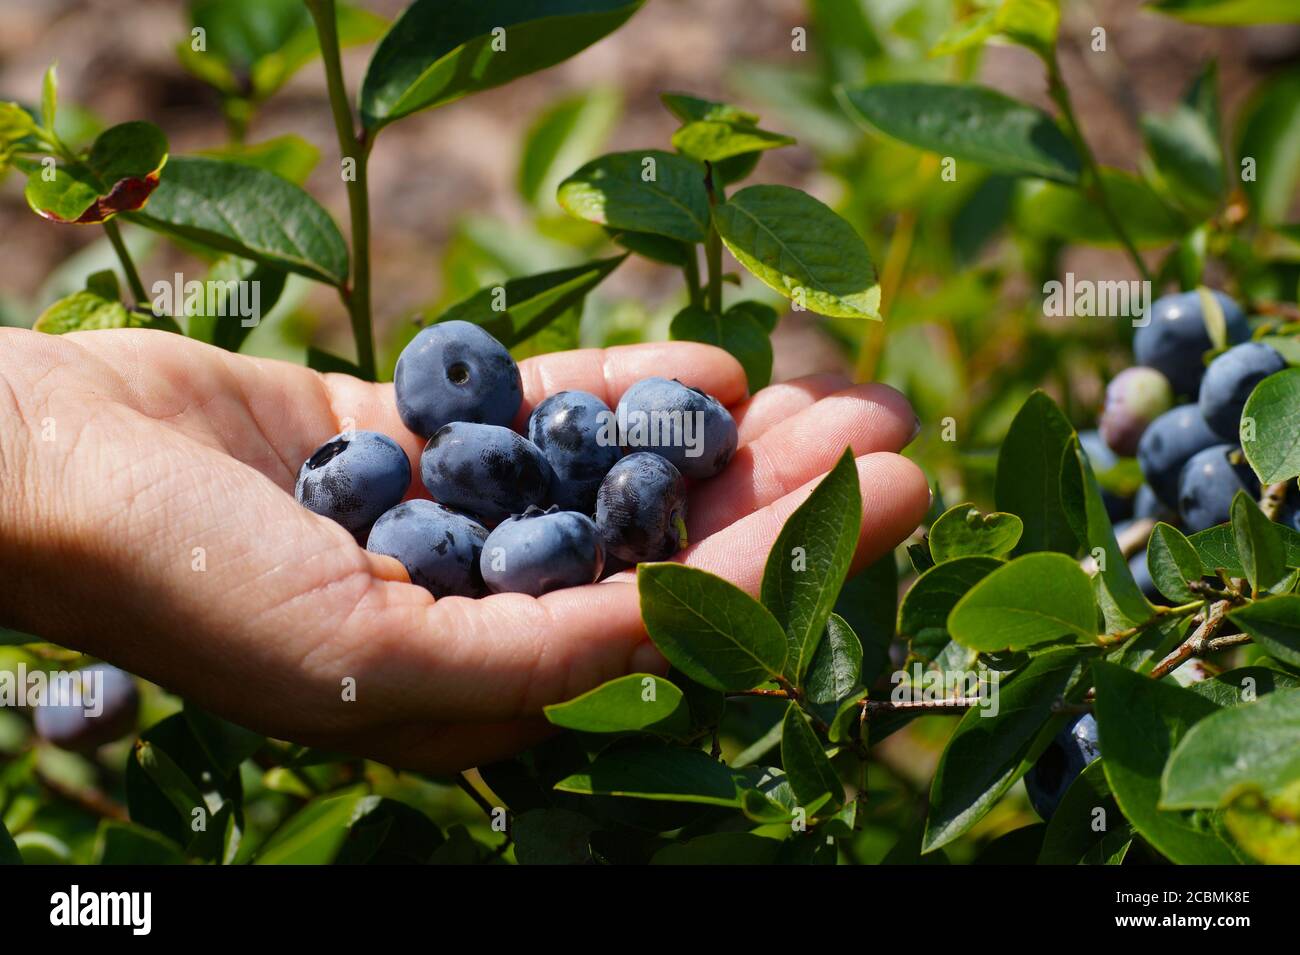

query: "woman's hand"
left=0, top=327, right=927, bottom=771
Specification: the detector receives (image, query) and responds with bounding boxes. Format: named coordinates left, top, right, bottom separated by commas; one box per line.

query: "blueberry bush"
left=2, top=0, right=1300, bottom=866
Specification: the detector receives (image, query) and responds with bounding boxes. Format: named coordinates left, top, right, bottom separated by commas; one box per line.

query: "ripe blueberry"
left=420, top=422, right=551, bottom=526
left=1177, top=444, right=1257, bottom=533
left=1136, top=404, right=1221, bottom=509
left=1133, top=290, right=1249, bottom=397
left=33, top=664, right=139, bottom=752
left=1134, top=482, right=1174, bottom=523
left=394, top=320, right=523, bottom=438
left=1128, top=550, right=1164, bottom=604
left=1197, top=342, right=1286, bottom=440
left=527, top=390, right=622, bottom=514
left=295, top=430, right=411, bottom=536
left=616, top=377, right=737, bottom=480
left=1023, top=713, right=1100, bottom=821
left=1099, top=366, right=1173, bottom=456
left=480, top=505, right=604, bottom=596
left=596, top=452, right=688, bottom=563
left=366, top=499, right=488, bottom=598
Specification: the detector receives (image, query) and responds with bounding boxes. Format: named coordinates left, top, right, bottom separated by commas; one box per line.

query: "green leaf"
left=949, top=554, right=1097, bottom=652
left=1241, top=368, right=1300, bottom=484
left=200, top=134, right=322, bottom=185
left=805, top=614, right=863, bottom=705
left=650, top=832, right=782, bottom=864
left=334, top=797, right=445, bottom=865
left=898, top=556, right=1003, bottom=646
left=131, top=156, right=348, bottom=286
left=558, top=150, right=709, bottom=243
left=760, top=449, right=862, bottom=680
left=182, top=704, right=265, bottom=778
left=781, top=704, right=844, bottom=810
left=638, top=563, right=787, bottom=691
left=839, top=82, right=1080, bottom=183
left=834, top=551, right=898, bottom=686
left=519, top=87, right=620, bottom=208
left=305, top=347, right=362, bottom=377
left=512, top=808, right=598, bottom=864
left=1148, top=522, right=1204, bottom=603
left=665, top=94, right=795, bottom=163
left=255, top=790, right=367, bottom=864
left=1162, top=689, right=1300, bottom=809
left=1188, top=665, right=1300, bottom=706
left=1188, top=521, right=1300, bottom=578
left=0, top=819, right=20, bottom=865
left=1236, top=69, right=1300, bottom=224
left=929, top=502, right=1023, bottom=562
left=543, top=673, right=689, bottom=737
left=554, top=739, right=746, bottom=806
left=1232, top=490, right=1285, bottom=594
left=40, top=63, right=56, bottom=133
left=1224, top=781, right=1300, bottom=864
left=360, top=0, right=643, bottom=130
left=94, top=822, right=185, bottom=865
left=1037, top=760, right=1133, bottom=864
left=437, top=255, right=625, bottom=346
left=184, top=255, right=288, bottom=352
left=930, top=0, right=1061, bottom=59
left=607, top=228, right=692, bottom=265
left=1228, top=596, right=1300, bottom=668
left=1014, top=169, right=1187, bottom=247
left=669, top=303, right=773, bottom=393
left=25, top=121, right=168, bottom=224
left=1147, top=0, right=1300, bottom=26
left=995, top=391, right=1078, bottom=556
left=713, top=184, right=881, bottom=320
left=729, top=299, right=779, bottom=333
left=1091, top=661, right=1240, bottom=864
left=923, top=647, right=1090, bottom=852
left=1141, top=62, right=1225, bottom=209
left=34, top=289, right=133, bottom=334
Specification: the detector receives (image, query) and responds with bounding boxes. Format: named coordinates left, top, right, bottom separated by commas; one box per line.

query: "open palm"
left=0, top=327, right=927, bottom=771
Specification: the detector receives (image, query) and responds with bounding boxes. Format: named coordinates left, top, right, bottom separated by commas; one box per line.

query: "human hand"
left=0, top=328, right=927, bottom=771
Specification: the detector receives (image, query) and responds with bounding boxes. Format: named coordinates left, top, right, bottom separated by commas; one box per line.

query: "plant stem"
left=1261, top=481, right=1290, bottom=522
left=306, top=0, right=377, bottom=381
left=1149, top=599, right=1231, bottom=680
left=1045, top=55, right=1152, bottom=284
left=683, top=250, right=703, bottom=309
left=102, top=219, right=148, bottom=306
left=1096, top=600, right=1202, bottom=647
left=703, top=162, right=723, bottom=314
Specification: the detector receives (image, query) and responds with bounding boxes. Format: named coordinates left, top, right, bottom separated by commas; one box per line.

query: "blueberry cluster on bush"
left=294, top=322, right=737, bottom=598
left=1087, top=290, right=1290, bottom=539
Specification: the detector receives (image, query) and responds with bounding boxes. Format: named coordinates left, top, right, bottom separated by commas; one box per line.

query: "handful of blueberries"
left=294, top=321, right=737, bottom=598
left=1082, top=289, right=1296, bottom=600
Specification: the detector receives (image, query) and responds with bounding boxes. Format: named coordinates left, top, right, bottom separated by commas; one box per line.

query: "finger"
left=732, top=372, right=852, bottom=443
left=689, top=383, right=918, bottom=538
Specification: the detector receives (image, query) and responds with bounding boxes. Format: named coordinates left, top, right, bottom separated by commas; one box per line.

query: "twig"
left=861, top=697, right=985, bottom=714
left=1116, top=518, right=1155, bottom=560
left=1096, top=600, right=1201, bottom=647
left=35, top=764, right=128, bottom=822
left=1261, top=481, right=1291, bottom=522
left=102, top=219, right=148, bottom=306
left=702, top=162, right=723, bottom=315
left=1149, top=600, right=1232, bottom=680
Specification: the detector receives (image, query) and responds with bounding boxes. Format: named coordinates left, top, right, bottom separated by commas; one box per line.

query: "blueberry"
left=595, top=452, right=688, bottom=563
left=295, top=430, right=411, bottom=536
left=1023, top=713, right=1100, bottom=821
left=1198, top=342, right=1286, bottom=440
left=1177, top=444, right=1257, bottom=533
left=527, top=390, right=622, bottom=514
left=394, top=320, right=522, bottom=438
left=33, top=664, right=139, bottom=752
left=1136, top=404, right=1221, bottom=509
left=480, top=505, right=604, bottom=596
left=1133, top=290, right=1249, bottom=397
left=366, top=499, right=488, bottom=598
left=1129, top=550, right=1164, bottom=603
left=1100, top=366, right=1174, bottom=456
left=1079, top=429, right=1132, bottom=523
left=1134, top=482, right=1175, bottom=523
left=616, top=377, right=737, bottom=480
left=420, top=422, right=551, bottom=526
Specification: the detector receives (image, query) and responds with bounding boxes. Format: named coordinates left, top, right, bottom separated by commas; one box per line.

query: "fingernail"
left=907, top=415, right=922, bottom=446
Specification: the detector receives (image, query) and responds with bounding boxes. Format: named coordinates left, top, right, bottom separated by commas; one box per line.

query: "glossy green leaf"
left=898, top=556, right=1003, bottom=646
left=834, top=551, right=898, bottom=686
left=949, top=554, right=1097, bottom=651
left=1228, top=596, right=1300, bottom=668
left=132, top=156, right=347, bottom=285
left=1162, top=689, right=1300, bottom=808
left=254, top=790, right=367, bottom=864
left=713, top=184, right=880, bottom=319
left=34, top=289, right=133, bottom=334
left=1231, top=490, right=1285, bottom=593
left=664, top=95, right=795, bottom=163
left=1188, top=665, right=1300, bottom=706
left=94, top=822, right=185, bottom=865
left=544, top=673, right=689, bottom=736
left=1241, top=368, right=1300, bottom=483
left=1236, top=68, right=1300, bottom=224
left=839, top=82, right=1080, bottom=183
left=760, top=449, right=862, bottom=680
left=200, top=134, right=321, bottom=185
left=360, top=0, right=643, bottom=129
left=333, top=797, right=445, bottom=865
left=1148, top=522, right=1204, bottom=603
left=1092, top=661, right=1240, bottom=864
left=519, top=87, right=620, bottom=207
left=182, top=705, right=265, bottom=778
left=25, top=121, right=167, bottom=224
left=805, top=613, right=863, bottom=705
left=554, top=739, right=746, bottom=806
left=1037, top=760, right=1133, bottom=864
left=184, top=255, right=288, bottom=352
left=924, top=647, right=1089, bottom=852
left=670, top=303, right=773, bottom=393
left=639, top=563, right=787, bottom=691
left=780, top=704, right=844, bottom=810
left=558, top=150, right=708, bottom=242
left=929, top=502, right=1023, bottom=562
left=996, top=391, right=1078, bottom=556
left=1188, top=521, right=1300, bottom=577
